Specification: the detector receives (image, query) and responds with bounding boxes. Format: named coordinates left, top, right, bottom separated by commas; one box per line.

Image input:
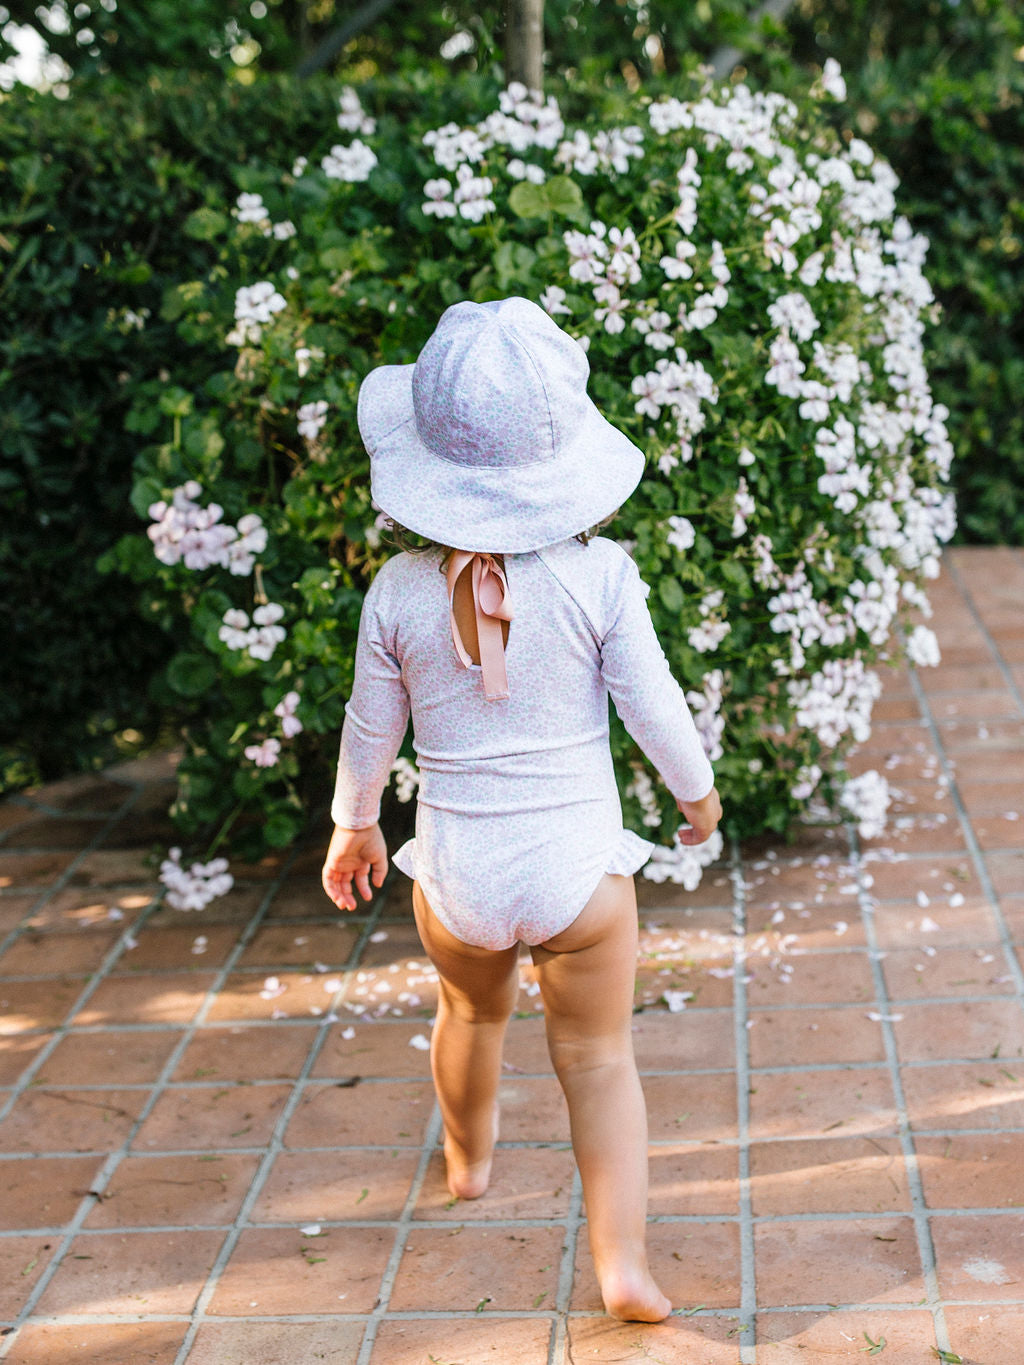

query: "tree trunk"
left=506, top=0, right=544, bottom=92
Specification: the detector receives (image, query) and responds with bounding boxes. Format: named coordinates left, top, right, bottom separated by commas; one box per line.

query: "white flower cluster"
left=228, top=280, right=286, bottom=346
left=322, top=139, right=377, bottom=183
left=631, top=349, right=718, bottom=471
left=232, top=192, right=296, bottom=242
left=421, top=165, right=496, bottom=221
left=297, top=399, right=329, bottom=441
left=643, top=829, right=724, bottom=887
left=625, top=764, right=663, bottom=827
left=159, top=847, right=233, bottom=912
left=787, top=657, right=882, bottom=748
left=275, top=690, right=303, bottom=737
left=337, top=86, right=376, bottom=137
left=391, top=756, right=420, bottom=804
left=244, top=737, right=281, bottom=768
left=665, top=515, right=696, bottom=552
left=840, top=768, right=891, bottom=840
left=218, top=603, right=287, bottom=661
left=688, top=590, right=731, bottom=655
left=148, top=483, right=267, bottom=576
left=905, top=624, right=941, bottom=668
left=555, top=125, right=644, bottom=177
left=686, top=669, right=726, bottom=763
left=422, top=82, right=563, bottom=192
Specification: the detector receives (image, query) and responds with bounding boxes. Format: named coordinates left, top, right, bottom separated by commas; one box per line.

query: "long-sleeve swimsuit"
left=331, top=536, right=715, bottom=951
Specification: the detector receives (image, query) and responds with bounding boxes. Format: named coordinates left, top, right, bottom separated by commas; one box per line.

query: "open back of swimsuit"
left=331, top=536, right=715, bottom=951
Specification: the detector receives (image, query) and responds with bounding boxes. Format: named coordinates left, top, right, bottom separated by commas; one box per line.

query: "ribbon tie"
left=447, top=550, right=514, bottom=701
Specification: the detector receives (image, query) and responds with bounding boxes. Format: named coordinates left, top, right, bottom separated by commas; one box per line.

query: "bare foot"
left=444, top=1105, right=499, bottom=1200
left=598, top=1266, right=673, bottom=1323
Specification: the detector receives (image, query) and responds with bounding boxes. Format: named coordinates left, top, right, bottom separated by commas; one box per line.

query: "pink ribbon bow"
left=446, top=551, right=514, bottom=701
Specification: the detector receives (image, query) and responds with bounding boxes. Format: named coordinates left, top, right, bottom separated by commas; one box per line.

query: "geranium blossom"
left=159, top=848, right=233, bottom=911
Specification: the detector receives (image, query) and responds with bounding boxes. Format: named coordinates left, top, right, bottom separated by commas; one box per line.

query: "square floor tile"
left=133, top=1084, right=292, bottom=1151
left=630, top=1010, right=736, bottom=1071
left=0, top=978, right=86, bottom=1034
left=755, top=1309, right=938, bottom=1362
left=0, top=1235, right=59, bottom=1316
left=745, top=951, right=876, bottom=1007
left=236, top=922, right=359, bottom=968
left=390, top=1225, right=564, bottom=1312
left=34, top=1228, right=225, bottom=1315
left=311, top=1020, right=434, bottom=1080
left=253, top=1148, right=420, bottom=1222
left=643, top=1072, right=738, bottom=1142
left=0, top=930, right=120, bottom=975
left=882, top=945, right=1016, bottom=1001
left=0, top=1155, right=103, bottom=1229
left=748, top=1007, right=886, bottom=1068
left=900, top=1059, right=1024, bottom=1131
left=573, top=1220, right=740, bottom=1311
left=916, top=1132, right=1024, bottom=1209
left=37, top=1029, right=181, bottom=1086
left=489, top=1075, right=569, bottom=1142
left=562, top=1315, right=746, bottom=1364
left=186, top=1320, right=366, bottom=1365
left=2, top=1321, right=187, bottom=1365
left=84, top=1152, right=260, bottom=1227
left=370, top=1317, right=551, bottom=1365
left=173, top=1024, right=318, bottom=1082
left=944, top=1305, right=1024, bottom=1362
left=0, top=1088, right=148, bottom=1153
left=283, top=1080, right=435, bottom=1148
left=207, top=1225, right=394, bottom=1314
left=647, top=1143, right=740, bottom=1216
left=930, top=1212, right=1024, bottom=1301
left=890, top=1000, right=1024, bottom=1062
left=204, top=971, right=346, bottom=1022
left=0, top=1030, right=53, bottom=1085
left=750, top=1137, right=910, bottom=1215
left=754, top=1217, right=923, bottom=1306
left=71, top=973, right=217, bottom=1026
left=747, top=1069, right=898, bottom=1140
left=116, top=924, right=242, bottom=971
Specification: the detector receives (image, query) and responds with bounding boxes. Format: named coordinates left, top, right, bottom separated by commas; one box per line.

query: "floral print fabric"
left=331, top=536, right=715, bottom=950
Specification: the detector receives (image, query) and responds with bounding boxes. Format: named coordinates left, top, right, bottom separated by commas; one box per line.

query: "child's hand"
left=322, top=822, right=388, bottom=911
left=676, top=786, right=722, bottom=846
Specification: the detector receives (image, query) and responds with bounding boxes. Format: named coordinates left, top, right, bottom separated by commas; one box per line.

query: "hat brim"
left=358, top=363, right=646, bottom=554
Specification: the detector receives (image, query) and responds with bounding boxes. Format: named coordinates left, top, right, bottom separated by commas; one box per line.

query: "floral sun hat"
left=357, top=296, right=646, bottom=554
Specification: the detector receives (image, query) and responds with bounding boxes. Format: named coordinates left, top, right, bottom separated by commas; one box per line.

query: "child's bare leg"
left=532, top=874, right=671, bottom=1323
left=412, top=882, right=520, bottom=1199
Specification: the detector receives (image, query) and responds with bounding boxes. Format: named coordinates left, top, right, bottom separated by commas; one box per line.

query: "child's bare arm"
left=322, top=821, right=389, bottom=911
left=676, top=785, right=722, bottom=846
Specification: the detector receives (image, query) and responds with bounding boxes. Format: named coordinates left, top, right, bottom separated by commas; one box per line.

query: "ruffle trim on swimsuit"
left=391, top=825, right=655, bottom=884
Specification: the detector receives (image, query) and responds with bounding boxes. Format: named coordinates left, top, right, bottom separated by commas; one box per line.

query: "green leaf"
left=508, top=181, right=549, bottom=219
left=166, top=652, right=218, bottom=698
left=658, top=577, right=686, bottom=613
left=508, top=175, right=584, bottom=220
left=183, top=207, right=229, bottom=240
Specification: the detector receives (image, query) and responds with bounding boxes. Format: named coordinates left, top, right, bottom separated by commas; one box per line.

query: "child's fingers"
left=354, top=865, right=373, bottom=902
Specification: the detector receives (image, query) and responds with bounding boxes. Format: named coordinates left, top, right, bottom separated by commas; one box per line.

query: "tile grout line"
left=850, top=795, right=952, bottom=1354
left=169, top=866, right=398, bottom=1365
left=547, top=1168, right=584, bottom=1364
left=0, top=845, right=301, bottom=1360
left=352, top=1104, right=446, bottom=1365
left=729, top=837, right=757, bottom=1363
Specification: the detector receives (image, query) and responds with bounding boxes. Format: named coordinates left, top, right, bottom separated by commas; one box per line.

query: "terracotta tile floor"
left=1, top=547, right=1022, bottom=1364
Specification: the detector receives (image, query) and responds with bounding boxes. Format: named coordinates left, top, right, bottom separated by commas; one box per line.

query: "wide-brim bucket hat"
left=357, top=296, right=646, bottom=554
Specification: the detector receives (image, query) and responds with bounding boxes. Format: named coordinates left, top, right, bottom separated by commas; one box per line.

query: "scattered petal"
left=409, top=1034, right=431, bottom=1051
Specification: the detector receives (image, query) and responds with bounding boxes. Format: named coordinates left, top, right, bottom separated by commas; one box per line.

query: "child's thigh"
left=530, top=874, right=639, bottom=1053
left=412, top=881, right=520, bottom=1020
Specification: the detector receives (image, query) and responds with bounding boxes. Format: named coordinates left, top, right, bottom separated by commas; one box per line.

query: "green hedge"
left=0, top=76, right=347, bottom=788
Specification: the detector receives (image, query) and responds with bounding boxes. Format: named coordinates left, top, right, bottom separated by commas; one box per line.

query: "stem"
left=204, top=800, right=244, bottom=860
